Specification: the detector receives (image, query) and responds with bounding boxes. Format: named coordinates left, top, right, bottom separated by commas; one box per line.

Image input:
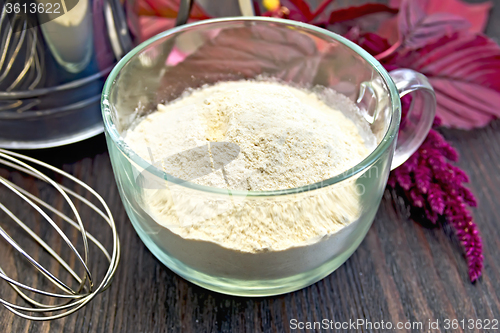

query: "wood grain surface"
left=2, top=2, right=500, bottom=333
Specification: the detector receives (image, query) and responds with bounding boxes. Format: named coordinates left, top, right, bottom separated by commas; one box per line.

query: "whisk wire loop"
left=0, top=151, right=92, bottom=288
left=0, top=149, right=120, bottom=320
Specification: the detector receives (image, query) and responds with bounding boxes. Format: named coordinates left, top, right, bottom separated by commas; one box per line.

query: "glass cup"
left=101, top=17, right=436, bottom=296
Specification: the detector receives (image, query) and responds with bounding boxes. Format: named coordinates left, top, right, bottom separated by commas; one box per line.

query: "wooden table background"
left=2, top=1, right=500, bottom=332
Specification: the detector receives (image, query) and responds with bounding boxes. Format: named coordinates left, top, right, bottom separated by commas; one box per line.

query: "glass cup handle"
left=389, top=69, right=436, bottom=170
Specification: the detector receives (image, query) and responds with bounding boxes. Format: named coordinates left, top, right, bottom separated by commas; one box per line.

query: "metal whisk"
left=0, top=148, right=120, bottom=320
left=0, top=7, right=44, bottom=92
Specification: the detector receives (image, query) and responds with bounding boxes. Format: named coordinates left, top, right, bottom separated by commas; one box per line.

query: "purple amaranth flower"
left=388, top=120, right=483, bottom=281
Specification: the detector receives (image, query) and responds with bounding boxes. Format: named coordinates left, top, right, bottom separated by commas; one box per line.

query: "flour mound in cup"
left=125, top=80, right=376, bottom=255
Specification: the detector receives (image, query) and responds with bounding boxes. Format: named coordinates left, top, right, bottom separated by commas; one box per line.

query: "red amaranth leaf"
left=280, top=0, right=313, bottom=21
left=390, top=0, right=492, bottom=33
left=158, top=23, right=322, bottom=98
left=327, top=3, right=398, bottom=24
left=397, top=0, right=470, bottom=49
left=351, top=31, right=393, bottom=55
left=348, top=29, right=500, bottom=129
left=391, top=32, right=500, bottom=129
left=310, top=0, right=335, bottom=22
left=277, top=0, right=335, bottom=23
left=136, top=0, right=210, bottom=19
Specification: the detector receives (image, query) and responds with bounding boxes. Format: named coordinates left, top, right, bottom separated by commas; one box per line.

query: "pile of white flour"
left=125, top=81, right=376, bottom=279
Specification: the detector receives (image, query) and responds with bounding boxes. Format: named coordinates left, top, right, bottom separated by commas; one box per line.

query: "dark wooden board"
left=2, top=2, right=500, bottom=332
